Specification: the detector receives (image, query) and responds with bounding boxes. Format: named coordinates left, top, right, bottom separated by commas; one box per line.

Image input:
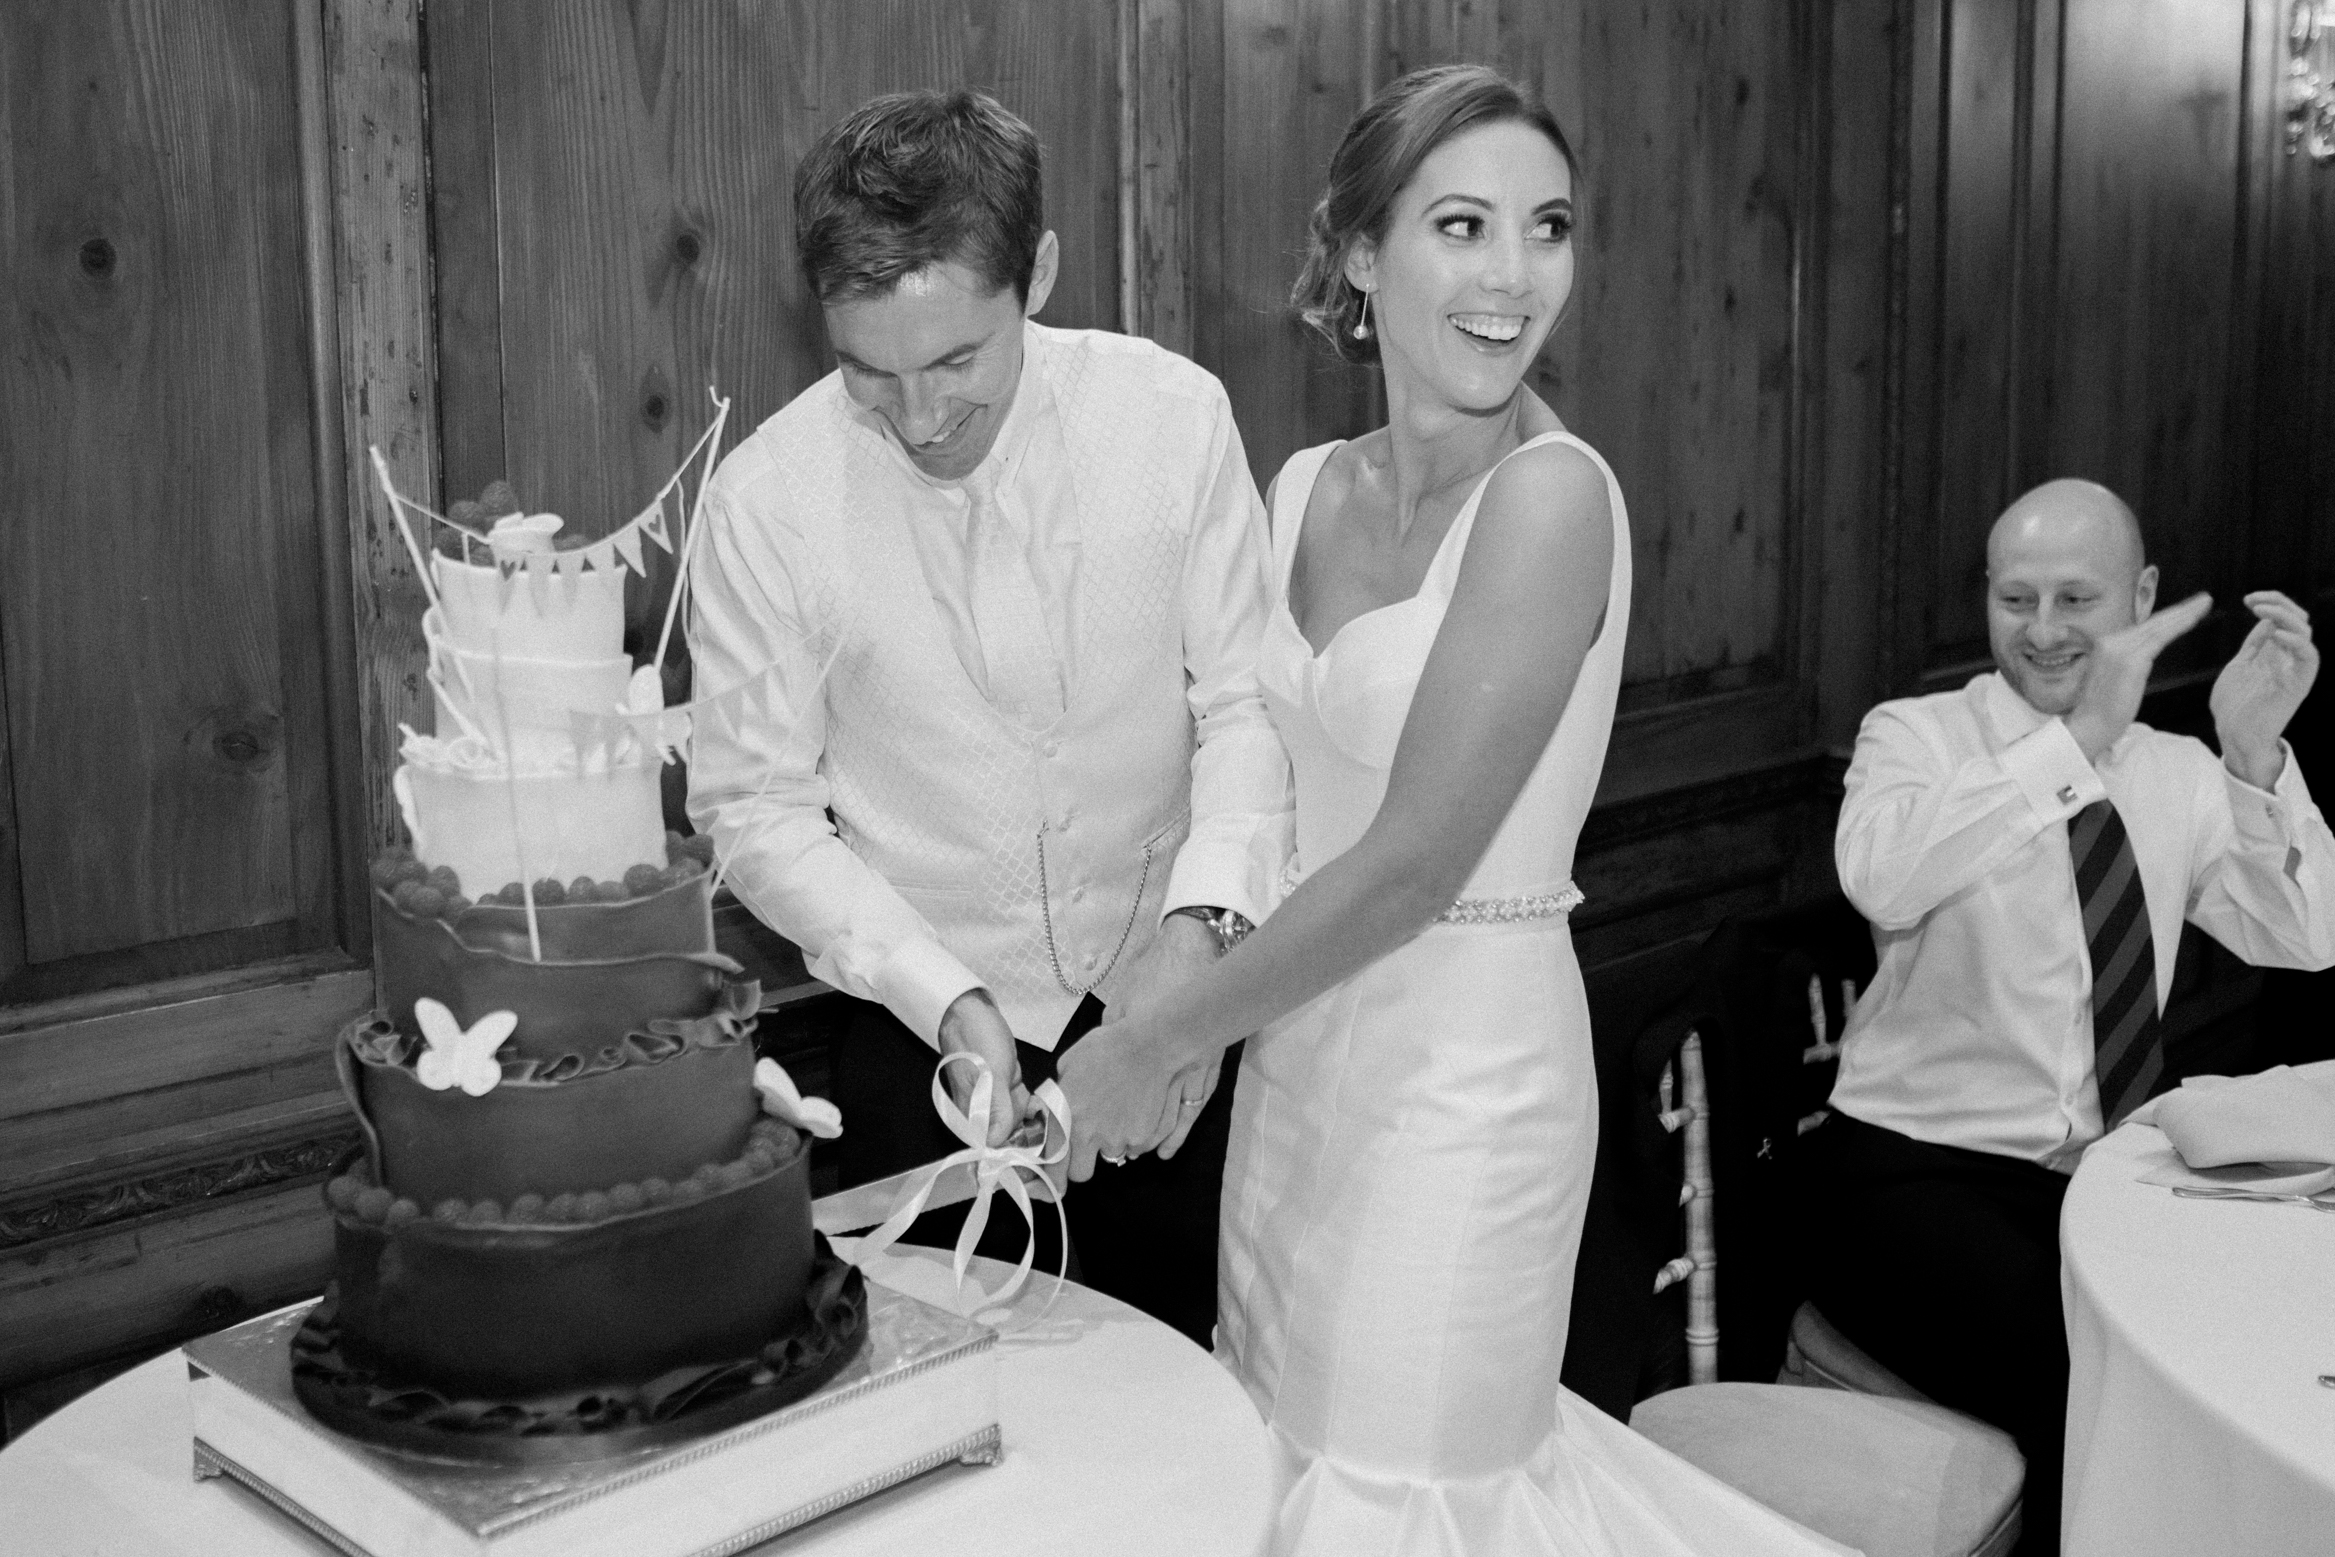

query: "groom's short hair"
left=794, top=89, right=1045, bottom=305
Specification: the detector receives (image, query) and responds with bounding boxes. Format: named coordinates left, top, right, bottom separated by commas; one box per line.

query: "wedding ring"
left=1180, top=1097, right=1203, bottom=1111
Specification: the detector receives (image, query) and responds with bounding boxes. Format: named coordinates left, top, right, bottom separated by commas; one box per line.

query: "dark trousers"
left=830, top=993, right=1239, bottom=1350
left=1802, top=1111, right=2070, bottom=1557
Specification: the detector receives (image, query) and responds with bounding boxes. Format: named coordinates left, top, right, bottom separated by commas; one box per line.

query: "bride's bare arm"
left=1121, top=439, right=1613, bottom=1074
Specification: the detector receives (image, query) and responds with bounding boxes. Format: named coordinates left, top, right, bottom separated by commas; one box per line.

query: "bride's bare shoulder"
left=1480, top=435, right=1608, bottom=538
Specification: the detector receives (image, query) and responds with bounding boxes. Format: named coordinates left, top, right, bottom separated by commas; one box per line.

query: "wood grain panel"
left=1809, top=0, right=1900, bottom=747
left=0, top=1, right=334, bottom=980
left=1555, top=2, right=1804, bottom=690
left=0, top=964, right=367, bottom=1128
left=423, top=0, right=509, bottom=506
left=1923, top=0, right=2026, bottom=661
left=2251, top=3, right=2335, bottom=606
left=2045, top=0, right=2251, bottom=603
left=1134, top=0, right=1195, bottom=354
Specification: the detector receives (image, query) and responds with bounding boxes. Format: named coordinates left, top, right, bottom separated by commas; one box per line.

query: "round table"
left=0, top=1244, right=1271, bottom=1556
left=2060, top=1121, right=2335, bottom=1557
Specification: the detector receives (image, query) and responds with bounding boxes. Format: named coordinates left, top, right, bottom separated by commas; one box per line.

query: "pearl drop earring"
left=1352, top=288, right=1372, bottom=340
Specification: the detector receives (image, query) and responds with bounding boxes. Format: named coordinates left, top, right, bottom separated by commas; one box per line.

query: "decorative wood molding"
left=1580, top=753, right=1834, bottom=856
left=0, top=1132, right=356, bottom=1254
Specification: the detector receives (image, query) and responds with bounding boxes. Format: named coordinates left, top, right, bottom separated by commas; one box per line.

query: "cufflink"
left=2056, top=784, right=2079, bottom=806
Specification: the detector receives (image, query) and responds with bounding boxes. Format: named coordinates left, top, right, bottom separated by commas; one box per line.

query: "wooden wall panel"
left=1808, top=0, right=1900, bottom=749
left=2046, top=0, right=2252, bottom=602
left=0, top=1, right=337, bottom=994
left=1924, top=0, right=2027, bottom=662
left=1558, top=2, right=1805, bottom=698
left=2253, top=8, right=2335, bottom=613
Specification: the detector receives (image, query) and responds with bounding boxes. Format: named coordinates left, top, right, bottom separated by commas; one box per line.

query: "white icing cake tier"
left=395, top=738, right=666, bottom=893
left=429, top=645, right=634, bottom=747
left=397, top=511, right=671, bottom=893
left=430, top=549, right=626, bottom=663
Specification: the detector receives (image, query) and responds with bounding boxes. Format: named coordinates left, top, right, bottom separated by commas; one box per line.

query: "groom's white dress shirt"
left=1830, top=671, right=2335, bottom=1166
left=687, top=322, right=1291, bottom=1051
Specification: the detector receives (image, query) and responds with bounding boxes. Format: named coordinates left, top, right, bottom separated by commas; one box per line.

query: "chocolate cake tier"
left=444, top=860, right=716, bottom=958
left=321, top=1121, right=815, bottom=1402
left=339, top=987, right=761, bottom=1208
left=291, top=1236, right=868, bottom=1466
left=372, top=886, right=738, bottom=1063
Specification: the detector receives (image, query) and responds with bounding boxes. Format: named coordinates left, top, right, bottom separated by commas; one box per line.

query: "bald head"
left=1985, top=480, right=2157, bottom=716
left=1986, top=479, right=2146, bottom=587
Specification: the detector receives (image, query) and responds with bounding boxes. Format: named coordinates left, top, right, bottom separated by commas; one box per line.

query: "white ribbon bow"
left=852, top=1052, right=1071, bottom=1321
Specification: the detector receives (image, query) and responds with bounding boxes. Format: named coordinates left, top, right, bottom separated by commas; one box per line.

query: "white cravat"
left=962, top=463, right=1065, bottom=731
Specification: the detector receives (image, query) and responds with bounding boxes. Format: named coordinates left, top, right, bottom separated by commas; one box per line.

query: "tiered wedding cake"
left=291, top=491, right=866, bottom=1464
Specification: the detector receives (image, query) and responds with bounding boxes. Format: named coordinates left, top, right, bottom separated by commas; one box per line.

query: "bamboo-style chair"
left=1627, top=1013, right=2027, bottom=1557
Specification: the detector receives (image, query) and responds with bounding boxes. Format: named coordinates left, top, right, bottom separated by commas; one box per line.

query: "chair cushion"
left=1631, top=1382, right=2024, bottom=1557
left=1781, top=1301, right=1933, bottom=1404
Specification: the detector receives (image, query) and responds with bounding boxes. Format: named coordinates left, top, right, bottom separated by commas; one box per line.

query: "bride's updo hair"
left=1293, top=65, right=1579, bottom=365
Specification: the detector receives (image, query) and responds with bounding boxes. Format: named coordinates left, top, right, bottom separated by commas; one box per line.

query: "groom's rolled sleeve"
left=1162, top=393, right=1294, bottom=930
left=686, top=478, right=984, bottom=1048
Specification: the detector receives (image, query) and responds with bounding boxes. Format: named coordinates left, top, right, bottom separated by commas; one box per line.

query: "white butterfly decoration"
left=754, top=1058, right=843, bottom=1139
left=413, top=998, right=515, bottom=1097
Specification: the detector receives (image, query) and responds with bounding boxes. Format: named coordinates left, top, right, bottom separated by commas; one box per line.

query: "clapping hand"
left=2065, top=592, right=2213, bottom=761
left=1057, top=1014, right=1184, bottom=1182
left=2212, top=591, right=2318, bottom=789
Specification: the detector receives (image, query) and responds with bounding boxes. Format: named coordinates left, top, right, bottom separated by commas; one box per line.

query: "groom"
left=685, top=89, right=1289, bottom=1346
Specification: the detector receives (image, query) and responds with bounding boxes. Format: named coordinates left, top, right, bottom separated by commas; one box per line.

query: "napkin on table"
left=2126, top=1060, right=2335, bottom=1197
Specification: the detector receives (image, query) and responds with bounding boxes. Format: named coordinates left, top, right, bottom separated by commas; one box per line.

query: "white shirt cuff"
left=1161, top=836, right=1277, bottom=930
left=2000, top=718, right=2105, bottom=822
left=872, top=939, right=988, bottom=1050
left=2225, top=739, right=2309, bottom=846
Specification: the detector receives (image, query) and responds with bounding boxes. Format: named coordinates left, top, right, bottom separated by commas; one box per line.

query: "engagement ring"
left=1103, top=1152, right=1130, bottom=1167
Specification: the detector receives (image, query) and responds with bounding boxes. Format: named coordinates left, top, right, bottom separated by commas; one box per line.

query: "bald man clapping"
left=1803, top=478, right=2335, bottom=1557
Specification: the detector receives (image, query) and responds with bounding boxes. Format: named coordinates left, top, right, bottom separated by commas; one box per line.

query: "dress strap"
left=1269, top=441, right=1344, bottom=595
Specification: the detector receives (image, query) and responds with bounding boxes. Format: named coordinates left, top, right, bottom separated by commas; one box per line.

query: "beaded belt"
left=1436, top=882, right=1585, bottom=926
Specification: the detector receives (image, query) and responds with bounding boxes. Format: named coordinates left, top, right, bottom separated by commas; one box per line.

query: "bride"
left=1059, top=65, right=1854, bottom=1556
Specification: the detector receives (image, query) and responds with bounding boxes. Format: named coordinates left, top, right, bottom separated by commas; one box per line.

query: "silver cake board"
left=184, top=1284, right=1000, bottom=1557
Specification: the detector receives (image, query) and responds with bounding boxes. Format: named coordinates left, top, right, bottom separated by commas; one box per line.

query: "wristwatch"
left=1167, top=903, right=1255, bottom=955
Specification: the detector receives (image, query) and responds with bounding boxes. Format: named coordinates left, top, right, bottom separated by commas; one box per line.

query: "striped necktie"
left=2070, top=799, right=2165, bottom=1129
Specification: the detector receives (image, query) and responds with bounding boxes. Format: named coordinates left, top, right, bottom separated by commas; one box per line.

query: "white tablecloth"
left=2061, top=1121, right=2335, bottom=1556
left=0, top=1244, right=1272, bottom=1556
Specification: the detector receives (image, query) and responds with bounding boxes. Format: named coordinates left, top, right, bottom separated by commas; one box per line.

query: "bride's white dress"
left=1217, top=432, right=1855, bottom=1556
